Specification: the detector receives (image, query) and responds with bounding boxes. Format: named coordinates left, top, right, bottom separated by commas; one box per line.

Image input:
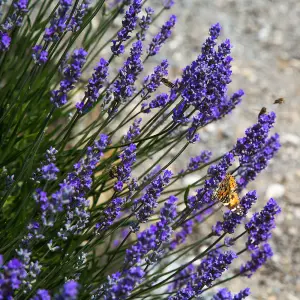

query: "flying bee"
left=160, top=78, right=176, bottom=89
left=258, top=107, right=267, bottom=118
left=273, top=97, right=285, bottom=105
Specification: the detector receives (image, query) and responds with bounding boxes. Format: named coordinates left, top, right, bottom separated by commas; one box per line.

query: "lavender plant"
left=0, top=1, right=282, bottom=299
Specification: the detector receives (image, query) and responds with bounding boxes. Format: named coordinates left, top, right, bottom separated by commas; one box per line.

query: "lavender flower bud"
left=32, top=45, right=48, bottom=65
left=143, top=59, right=169, bottom=94
left=0, top=31, right=11, bottom=51
left=51, top=48, right=87, bottom=107
left=111, top=0, right=142, bottom=55
left=68, top=0, right=92, bottom=32
left=44, top=0, right=73, bottom=42
left=240, top=243, right=273, bottom=278
left=137, top=7, right=154, bottom=41
left=148, top=15, right=176, bottom=56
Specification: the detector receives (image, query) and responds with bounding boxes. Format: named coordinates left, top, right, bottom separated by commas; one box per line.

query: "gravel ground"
left=157, top=0, right=300, bottom=299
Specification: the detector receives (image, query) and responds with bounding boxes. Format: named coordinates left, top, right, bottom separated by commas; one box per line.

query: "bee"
left=258, top=107, right=267, bottom=118
left=109, top=165, right=118, bottom=178
left=273, top=97, right=285, bottom=105
left=214, top=173, right=244, bottom=216
left=160, top=78, right=176, bottom=89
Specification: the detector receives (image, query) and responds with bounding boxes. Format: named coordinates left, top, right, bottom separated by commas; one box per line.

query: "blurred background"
left=151, top=0, right=299, bottom=299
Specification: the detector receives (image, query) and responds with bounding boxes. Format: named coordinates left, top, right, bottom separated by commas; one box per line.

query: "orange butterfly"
left=214, top=173, right=244, bottom=215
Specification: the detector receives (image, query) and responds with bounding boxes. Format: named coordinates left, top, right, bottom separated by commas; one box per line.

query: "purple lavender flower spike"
left=169, top=249, right=237, bottom=299
left=168, top=264, right=195, bottom=292
left=241, top=243, right=273, bottom=278
left=32, top=146, right=59, bottom=182
left=212, top=287, right=250, bottom=300
left=104, top=267, right=145, bottom=299
left=51, top=48, right=87, bottom=107
left=77, top=57, right=109, bottom=113
left=113, top=143, right=137, bottom=192
left=44, top=0, right=73, bottom=42
left=0, top=31, right=11, bottom=51
left=212, top=288, right=233, bottom=300
left=55, top=280, right=79, bottom=300
left=148, top=15, right=176, bottom=56
left=125, top=196, right=177, bottom=267
left=237, top=132, right=280, bottom=188
left=233, top=288, right=251, bottom=300
left=234, top=112, right=276, bottom=162
left=162, top=0, right=175, bottom=9
left=32, top=45, right=48, bottom=65
left=106, top=40, right=143, bottom=115
left=245, top=198, right=281, bottom=250
left=172, top=23, right=244, bottom=140
left=0, top=256, right=27, bottom=299
left=186, top=150, right=212, bottom=172
left=133, top=169, right=173, bottom=223
left=111, top=0, right=142, bottom=55
left=123, top=118, right=142, bottom=143
left=188, top=152, right=234, bottom=211
left=1, top=0, right=28, bottom=31
left=68, top=0, right=92, bottom=32
left=137, top=7, right=154, bottom=41
left=143, top=59, right=169, bottom=94
left=169, top=219, right=193, bottom=250
left=31, top=289, right=51, bottom=300
left=95, top=197, right=125, bottom=232
left=212, top=190, right=257, bottom=236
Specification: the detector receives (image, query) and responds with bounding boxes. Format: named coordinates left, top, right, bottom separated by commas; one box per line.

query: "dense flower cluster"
left=123, top=118, right=142, bottom=143
left=51, top=48, right=87, bottom=107
left=32, top=146, right=59, bottom=182
left=111, top=0, right=142, bottom=55
left=1, top=0, right=28, bottom=31
left=172, top=23, right=244, bottom=141
left=95, top=197, right=125, bottom=232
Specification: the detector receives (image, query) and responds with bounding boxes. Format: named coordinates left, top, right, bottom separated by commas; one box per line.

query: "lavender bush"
left=0, top=1, right=281, bottom=299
